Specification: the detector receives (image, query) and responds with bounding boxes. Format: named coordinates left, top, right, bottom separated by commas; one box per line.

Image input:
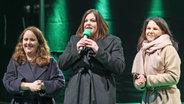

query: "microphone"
left=78, top=28, right=92, bottom=54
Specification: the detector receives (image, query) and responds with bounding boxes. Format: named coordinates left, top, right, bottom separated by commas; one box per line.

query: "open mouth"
left=86, top=27, right=92, bottom=29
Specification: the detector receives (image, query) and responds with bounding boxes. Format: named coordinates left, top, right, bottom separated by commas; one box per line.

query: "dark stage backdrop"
left=0, top=0, right=184, bottom=103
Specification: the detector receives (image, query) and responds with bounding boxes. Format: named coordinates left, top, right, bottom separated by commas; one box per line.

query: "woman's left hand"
left=135, top=74, right=146, bottom=88
left=84, top=38, right=99, bottom=53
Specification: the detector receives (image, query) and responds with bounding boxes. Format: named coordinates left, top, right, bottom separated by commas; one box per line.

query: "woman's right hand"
left=21, top=80, right=42, bottom=91
left=77, top=38, right=86, bottom=51
left=135, top=74, right=146, bottom=88
left=77, top=38, right=99, bottom=53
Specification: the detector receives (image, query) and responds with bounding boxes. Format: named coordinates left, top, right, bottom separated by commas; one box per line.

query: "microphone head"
left=83, top=28, right=92, bottom=37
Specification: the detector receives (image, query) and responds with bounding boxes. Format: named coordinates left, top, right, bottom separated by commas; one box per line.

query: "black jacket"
left=58, top=35, right=125, bottom=104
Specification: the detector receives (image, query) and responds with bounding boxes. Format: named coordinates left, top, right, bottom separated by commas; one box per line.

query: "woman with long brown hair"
left=3, top=26, right=65, bottom=104
left=58, top=9, right=126, bottom=104
left=132, top=17, right=181, bottom=104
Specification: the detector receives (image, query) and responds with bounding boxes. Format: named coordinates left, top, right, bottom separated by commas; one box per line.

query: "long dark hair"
left=137, top=17, right=178, bottom=51
left=76, top=9, right=108, bottom=40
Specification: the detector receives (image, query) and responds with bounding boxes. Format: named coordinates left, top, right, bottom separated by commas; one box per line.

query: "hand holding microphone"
left=77, top=29, right=92, bottom=54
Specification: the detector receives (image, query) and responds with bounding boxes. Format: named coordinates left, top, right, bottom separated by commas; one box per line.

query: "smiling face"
left=84, top=13, right=97, bottom=35
left=145, top=20, right=164, bottom=42
left=22, top=30, right=39, bottom=58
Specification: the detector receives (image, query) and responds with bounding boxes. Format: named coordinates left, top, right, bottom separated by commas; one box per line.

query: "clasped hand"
left=21, top=80, right=45, bottom=92
left=135, top=74, right=146, bottom=88
left=77, top=38, right=99, bottom=53
left=29, top=80, right=44, bottom=92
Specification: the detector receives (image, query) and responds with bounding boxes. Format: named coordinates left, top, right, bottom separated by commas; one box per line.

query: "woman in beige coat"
left=132, top=17, right=181, bottom=104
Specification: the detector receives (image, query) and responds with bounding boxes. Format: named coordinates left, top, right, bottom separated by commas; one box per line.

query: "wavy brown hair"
left=137, top=16, right=178, bottom=51
left=76, top=9, right=108, bottom=40
left=12, top=26, right=51, bottom=66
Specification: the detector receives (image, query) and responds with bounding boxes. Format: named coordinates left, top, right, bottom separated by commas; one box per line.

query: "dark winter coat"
left=3, top=58, right=65, bottom=104
left=58, top=35, right=125, bottom=104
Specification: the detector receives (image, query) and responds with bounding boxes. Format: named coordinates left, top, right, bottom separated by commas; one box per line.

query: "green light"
left=95, top=0, right=113, bottom=34
left=45, top=0, right=69, bottom=52
left=148, top=0, right=165, bottom=17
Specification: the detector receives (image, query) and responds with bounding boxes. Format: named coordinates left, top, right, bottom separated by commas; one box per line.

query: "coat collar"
left=96, top=35, right=114, bottom=50
left=17, top=61, right=48, bottom=81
